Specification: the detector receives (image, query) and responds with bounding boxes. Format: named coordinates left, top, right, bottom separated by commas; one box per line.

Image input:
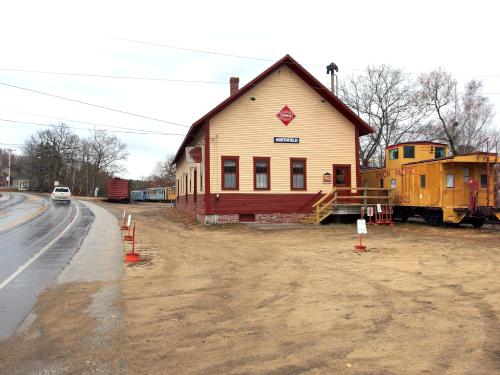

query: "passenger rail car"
left=131, top=190, right=147, bottom=201
left=132, top=187, right=176, bottom=203
left=146, top=187, right=165, bottom=201
left=361, top=142, right=500, bottom=227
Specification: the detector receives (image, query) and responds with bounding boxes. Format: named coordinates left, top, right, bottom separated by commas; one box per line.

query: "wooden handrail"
left=312, top=187, right=337, bottom=208
left=318, top=197, right=337, bottom=211
left=334, top=187, right=394, bottom=191
left=308, top=185, right=395, bottom=225
left=312, top=188, right=338, bottom=224
left=336, top=195, right=394, bottom=199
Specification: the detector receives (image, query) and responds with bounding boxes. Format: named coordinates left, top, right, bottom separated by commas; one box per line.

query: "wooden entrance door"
left=332, top=164, right=351, bottom=201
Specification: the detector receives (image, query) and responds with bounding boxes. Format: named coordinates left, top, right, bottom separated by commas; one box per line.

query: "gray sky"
left=1, top=0, right=499, bottom=179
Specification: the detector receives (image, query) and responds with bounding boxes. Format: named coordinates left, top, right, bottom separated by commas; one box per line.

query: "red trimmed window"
left=221, top=156, right=239, bottom=190
left=290, top=158, right=306, bottom=190
left=254, top=157, right=270, bottom=190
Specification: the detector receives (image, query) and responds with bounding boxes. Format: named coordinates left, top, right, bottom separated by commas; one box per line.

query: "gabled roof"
left=174, top=54, right=373, bottom=163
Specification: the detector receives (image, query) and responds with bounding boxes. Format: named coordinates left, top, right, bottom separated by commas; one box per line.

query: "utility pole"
left=326, top=62, right=339, bottom=96
left=6, top=148, right=15, bottom=188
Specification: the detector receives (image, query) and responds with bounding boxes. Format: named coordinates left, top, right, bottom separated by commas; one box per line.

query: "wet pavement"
left=0, top=193, right=95, bottom=338
left=0, top=193, right=48, bottom=232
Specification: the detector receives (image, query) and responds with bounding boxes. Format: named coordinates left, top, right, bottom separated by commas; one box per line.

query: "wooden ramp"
left=301, top=187, right=394, bottom=225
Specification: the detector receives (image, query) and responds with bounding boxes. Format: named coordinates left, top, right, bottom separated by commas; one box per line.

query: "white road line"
left=0, top=202, right=80, bottom=292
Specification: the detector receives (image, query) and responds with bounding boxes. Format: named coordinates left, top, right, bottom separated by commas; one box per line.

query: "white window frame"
left=446, top=174, right=455, bottom=188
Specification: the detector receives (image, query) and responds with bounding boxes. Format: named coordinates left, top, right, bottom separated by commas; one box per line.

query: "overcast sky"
left=1, top=0, right=499, bottom=179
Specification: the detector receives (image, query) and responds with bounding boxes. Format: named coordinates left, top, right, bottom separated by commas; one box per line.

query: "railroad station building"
left=173, top=54, right=373, bottom=224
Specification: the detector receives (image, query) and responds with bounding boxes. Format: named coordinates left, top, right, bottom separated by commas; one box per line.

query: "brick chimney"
left=230, top=77, right=239, bottom=96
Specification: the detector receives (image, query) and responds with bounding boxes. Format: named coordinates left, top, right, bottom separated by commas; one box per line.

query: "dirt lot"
left=1, top=202, right=500, bottom=374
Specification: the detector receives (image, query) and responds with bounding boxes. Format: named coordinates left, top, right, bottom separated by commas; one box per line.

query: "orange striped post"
left=376, top=204, right=384, bottom=225
left=124, top=222, right=134, bottom=242
left=367, top=206, right=374, bottom=225
left=125, top=223, right=140, bottom=262
left=120, top=210, right=129, bottom=230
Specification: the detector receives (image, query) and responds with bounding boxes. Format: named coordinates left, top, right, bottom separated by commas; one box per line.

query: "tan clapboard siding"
left=175, top=129, right=205, bottom=195
left=209, top=65, right=356, bottom=194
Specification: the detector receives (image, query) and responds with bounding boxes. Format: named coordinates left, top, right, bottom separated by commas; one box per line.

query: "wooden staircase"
left=301, top=187, right=394, bottom=225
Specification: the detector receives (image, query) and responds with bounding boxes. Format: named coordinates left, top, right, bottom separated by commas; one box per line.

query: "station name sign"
left=274, top=137, right=299, bottom=144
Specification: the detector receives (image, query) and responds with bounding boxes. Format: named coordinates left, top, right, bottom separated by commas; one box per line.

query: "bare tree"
left=418, top=69, right=493, bottom=155
left=23, top=123, right=79, bottom=191
left=340, top=65, right=429, bottom=167
left=85, top=131, right=128, bottom=195
left=22, top=125, right=128, bottom=194
left=148, top=154, right=176, bottom=187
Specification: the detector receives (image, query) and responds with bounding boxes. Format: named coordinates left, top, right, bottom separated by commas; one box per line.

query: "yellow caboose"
left=166, top=187, right=176, bottom=203
left=361, top=142, right=500, bottom=227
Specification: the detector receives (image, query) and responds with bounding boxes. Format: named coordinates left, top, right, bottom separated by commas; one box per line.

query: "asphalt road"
left=0, top=192, right=27, bottom=209
left=0, top=192, right=95, bottom=338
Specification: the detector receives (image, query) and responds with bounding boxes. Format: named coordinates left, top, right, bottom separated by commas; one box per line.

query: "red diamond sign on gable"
left=276, top=105, right=296, bottom=126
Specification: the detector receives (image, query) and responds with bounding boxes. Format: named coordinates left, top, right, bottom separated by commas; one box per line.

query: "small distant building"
left=173, top=54, right=373, bottom=224
left=14, top=179, right=30, bottom=191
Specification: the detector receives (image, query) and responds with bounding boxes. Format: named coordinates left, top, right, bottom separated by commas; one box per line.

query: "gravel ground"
left=2, top=201, right=500, bottom=374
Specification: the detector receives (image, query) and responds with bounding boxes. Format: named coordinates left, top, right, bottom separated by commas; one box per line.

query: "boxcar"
left=107, top=178, right=130, bottom=203
left=361, top=142, right=500, bottom=227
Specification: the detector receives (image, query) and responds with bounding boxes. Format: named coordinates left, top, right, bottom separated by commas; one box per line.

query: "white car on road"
left=51, top=187, right=71, bottom=204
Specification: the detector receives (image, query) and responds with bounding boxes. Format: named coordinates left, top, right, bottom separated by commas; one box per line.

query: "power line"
left=109, top=37, right=285, bottom=64
left=0, top=118, right=186, bottom=136
left=2, top=66, right=500, bottom=95
left=0, top=67, right=325, bottom=88
left=3, top=68, right=499, bottom=96
left=0, top=108, right=182, bottom=135
left=0, top=68, right=228, bottom=84
left=111, top=36, right=500, bottom=79
left=0, top=81, right=190, bottom=128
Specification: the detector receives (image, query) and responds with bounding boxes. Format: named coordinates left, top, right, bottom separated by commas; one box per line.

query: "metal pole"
left=6, top=148, right=15, bottom=187
left=8, top=151, right=11, bottom=187
left=132, top=223, right=136, bottom=253
left=487, top=155, right=491, bottom=207
left=494, top=145, right=499, bottom=208
left=363, top=181, right=368, bottom=214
